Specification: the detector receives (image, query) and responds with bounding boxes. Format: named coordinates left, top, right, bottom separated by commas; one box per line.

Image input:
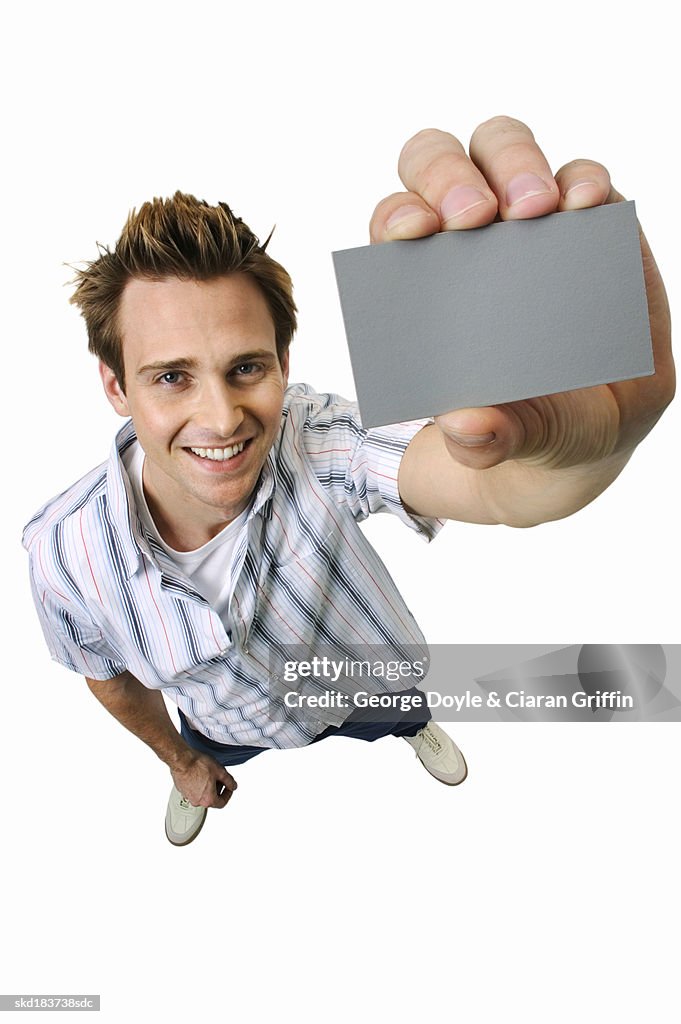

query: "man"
left=23, top=118, right=674, bottom=846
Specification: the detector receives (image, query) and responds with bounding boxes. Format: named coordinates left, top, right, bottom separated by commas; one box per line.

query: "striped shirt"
left=22, top=384, right=444, bottom=748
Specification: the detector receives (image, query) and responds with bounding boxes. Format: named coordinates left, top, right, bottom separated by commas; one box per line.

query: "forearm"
left=86, top=671, right=194, bottom=770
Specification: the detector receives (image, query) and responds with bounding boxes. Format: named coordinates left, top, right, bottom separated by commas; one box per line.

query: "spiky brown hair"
left=70, top=191, right=297, bottom=388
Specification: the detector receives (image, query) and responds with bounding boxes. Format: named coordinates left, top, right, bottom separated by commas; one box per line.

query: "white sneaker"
left=403, top=723, right=468, bottom=785
left=165, top=785, right=207, bottom=846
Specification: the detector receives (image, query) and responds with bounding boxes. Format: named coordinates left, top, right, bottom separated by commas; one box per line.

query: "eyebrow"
left=136, top=349, right=278, bottom=378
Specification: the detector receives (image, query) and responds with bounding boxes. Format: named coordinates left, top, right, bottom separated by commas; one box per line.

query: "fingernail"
left=441, top=185, right=491, bottom=223
left=562, top=179, right=600, bottom=206
left=448, top=430, right=496, bottom=448
left=506, top=172, right=553, bottom=207
left=384, top=204, right=432, bottom=235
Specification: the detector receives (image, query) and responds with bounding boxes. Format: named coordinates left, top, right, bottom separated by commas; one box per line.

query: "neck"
left=145, top=495, right=230, bottom=551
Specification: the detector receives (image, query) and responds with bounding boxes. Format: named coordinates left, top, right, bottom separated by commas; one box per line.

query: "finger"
left=397, top=128, right=498, bottom=230
left=186, top=785, right=225, bottom=809
left=554, top=159, right=612, bottom=211
left=205, top=781, right=231, bottom=809
left=369, top=191, right=440, bottom=243
left=219, top=768, right=237, bottom=791
left=211, top=769, right=237, bottom=807
left=552, top=167, right=673, bottom=436
left=469, top=115, right=560, bottom=220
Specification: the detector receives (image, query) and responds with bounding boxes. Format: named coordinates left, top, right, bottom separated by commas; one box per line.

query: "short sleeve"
left=357, top=418, right=445, bottom=541
left=28, top=567, right=126, bottom=680
left=293, top=385, right=445, bottom=542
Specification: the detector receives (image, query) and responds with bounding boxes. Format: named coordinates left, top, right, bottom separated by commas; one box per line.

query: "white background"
left=2, top=1, right=679, bottom=1020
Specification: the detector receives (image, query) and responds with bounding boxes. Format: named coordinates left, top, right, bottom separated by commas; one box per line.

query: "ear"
left=99, top=361, right=131, bottom=418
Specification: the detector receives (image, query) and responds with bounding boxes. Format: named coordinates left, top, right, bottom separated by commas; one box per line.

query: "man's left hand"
left=370, top=117, right=674, bottom=474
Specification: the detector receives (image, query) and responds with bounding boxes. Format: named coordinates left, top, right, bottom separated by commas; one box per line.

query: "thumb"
left=435, top=405, right=527, bottom=469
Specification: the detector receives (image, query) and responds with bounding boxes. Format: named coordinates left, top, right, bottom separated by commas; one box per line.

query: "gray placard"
left=332, top=202, right=653, bottom=428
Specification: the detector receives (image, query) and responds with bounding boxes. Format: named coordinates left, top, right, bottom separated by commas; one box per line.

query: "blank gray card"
left=332, top=201, right=653, bottom=428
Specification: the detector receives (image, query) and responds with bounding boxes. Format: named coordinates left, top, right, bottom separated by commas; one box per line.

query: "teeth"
left=190, top=442, right=245, bottom=461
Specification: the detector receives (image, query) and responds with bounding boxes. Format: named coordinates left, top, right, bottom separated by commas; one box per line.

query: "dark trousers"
left=178, top=687, right=431, bottom=767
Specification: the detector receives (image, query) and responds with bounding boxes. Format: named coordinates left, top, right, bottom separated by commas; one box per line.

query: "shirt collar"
left=106, top=419, right=278, bottom=579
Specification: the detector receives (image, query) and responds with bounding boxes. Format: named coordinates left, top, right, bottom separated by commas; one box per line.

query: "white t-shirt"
left=126, top=444, right=249, bottom=618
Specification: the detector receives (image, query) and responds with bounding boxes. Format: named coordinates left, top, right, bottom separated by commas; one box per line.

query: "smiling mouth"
left=187, top=440, right=248, bottom=462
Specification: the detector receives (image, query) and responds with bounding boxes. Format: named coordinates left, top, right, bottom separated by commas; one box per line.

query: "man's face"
left=101, top=274, right=289, bottom=543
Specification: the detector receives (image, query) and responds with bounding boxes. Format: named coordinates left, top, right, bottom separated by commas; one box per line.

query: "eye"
left=233, top=362, right=264, bottom=379
left=157, top=371, right=184, bottom=386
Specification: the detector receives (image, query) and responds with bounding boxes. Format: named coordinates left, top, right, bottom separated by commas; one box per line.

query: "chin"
left=200, top=481, right=253, bottom=511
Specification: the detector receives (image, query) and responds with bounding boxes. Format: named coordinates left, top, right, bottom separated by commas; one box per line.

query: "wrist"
left=162, top=741, right=197, bottom=773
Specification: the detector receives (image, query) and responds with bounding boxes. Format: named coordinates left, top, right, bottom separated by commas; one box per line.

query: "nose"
left=195, top=376, right=245, bottom=440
